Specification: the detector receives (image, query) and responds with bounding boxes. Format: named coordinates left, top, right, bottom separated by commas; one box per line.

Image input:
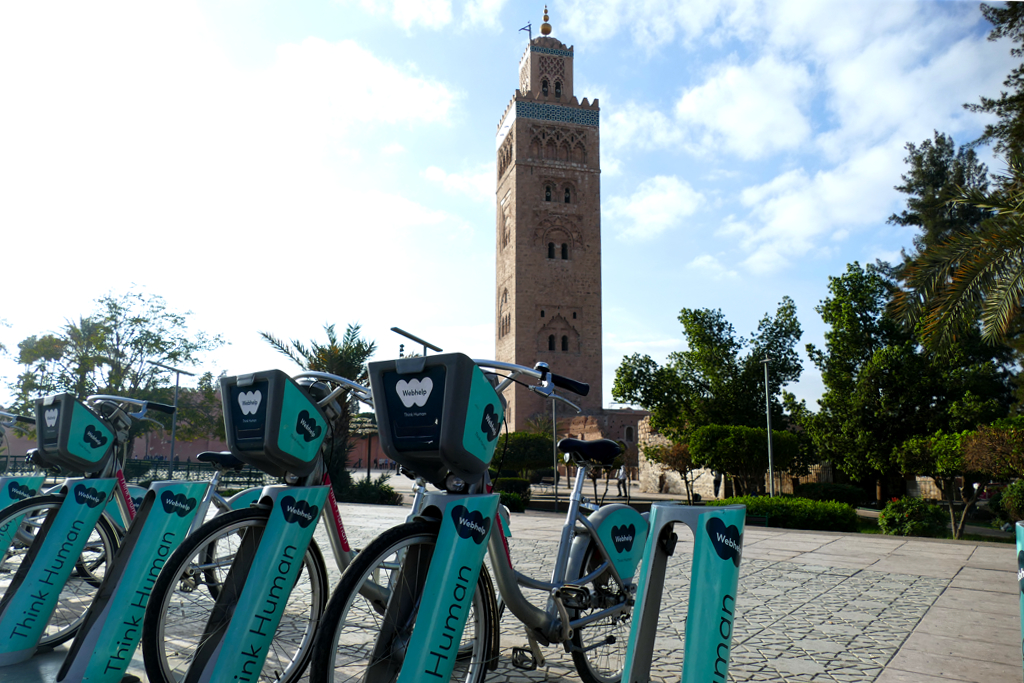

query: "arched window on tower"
left=548, top=242, right=555, bottom=259
left=565, top=188, right=571, bottom=203
left=561, top=243, right=568, bottom=260
left=540, top=310, right=545, bottom=317
left=561, top=335, right=569, bottom=351
left=555, top=81, right=562, bottom=98
left=545, top=185, right=551, bottom=201
left=548, top=335, right=555, bottom=351
left=625, top=426, right=635, bottom=442
left=542, top=80, right=549, bottom=96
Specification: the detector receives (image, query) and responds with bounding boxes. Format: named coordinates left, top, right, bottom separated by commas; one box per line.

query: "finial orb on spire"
left=541, top=5, right=552, bottom=35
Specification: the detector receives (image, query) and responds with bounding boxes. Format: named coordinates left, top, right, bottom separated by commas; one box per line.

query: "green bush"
left=1000, top=480, right=1024, bottom=521
left=500, top=492, right=527, bottom=513
left=878, top=497, right=947, bottom=537
left=494, top=477, right=531, bottom=503
left=794, top=482, right=867, bottom=507
left=707, top=496, right=858, bottom=532
left=336, top=474, right=404, bottom=506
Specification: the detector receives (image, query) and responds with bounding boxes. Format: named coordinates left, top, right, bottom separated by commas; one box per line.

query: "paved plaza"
left=7, top=501, right=1022, bottom=683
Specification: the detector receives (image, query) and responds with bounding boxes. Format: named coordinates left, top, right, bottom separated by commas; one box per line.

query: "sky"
left=0, top=0, right=1016, bottom=413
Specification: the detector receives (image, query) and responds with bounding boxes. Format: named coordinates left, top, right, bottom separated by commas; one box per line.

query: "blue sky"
left=0, top=0, right=1015, bottom=412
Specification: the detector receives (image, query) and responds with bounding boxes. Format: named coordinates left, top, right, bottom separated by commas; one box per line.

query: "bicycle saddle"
left=557, top=438, right=621, bottom=467
left=197, top=451, right=246, bottom=471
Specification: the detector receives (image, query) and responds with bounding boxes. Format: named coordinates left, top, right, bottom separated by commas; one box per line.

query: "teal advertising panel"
left=396, top=493, right=499, bottom=683
left=681, top=506, right=745, bottom=683
left=204, top=485, right=330, bottom=683
left=276, top=379, right=327, bottom=466
left=56, top=481, right=209, bottom=682
left=460, top=366, right=504, bottom=467
left=1017, top=521, right=1023, bottom=679
left=592, top=505, right=648, bottom=584
left=0, top=478, right=118, bottom=665
left=0, top=476, right=47, bottom=551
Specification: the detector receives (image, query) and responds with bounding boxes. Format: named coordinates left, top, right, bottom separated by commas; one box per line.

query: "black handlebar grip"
left=550, top=373, right=590, bottom=397
left=148, top=402, right=176, bottom=415
left=15, top=415, right=35, bottom=426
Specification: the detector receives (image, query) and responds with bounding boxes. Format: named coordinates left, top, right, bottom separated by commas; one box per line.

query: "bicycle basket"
left=34, top=394, right=116, bottom=474
left=368, top=352, right=505, bottom=488
left=221, top=369, right=329, bottom=478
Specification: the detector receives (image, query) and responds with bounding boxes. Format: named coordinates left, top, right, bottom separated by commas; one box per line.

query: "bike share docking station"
left=1017, top=521, right=1023, bottom=679
left=622, top=502, right=745, bottom=683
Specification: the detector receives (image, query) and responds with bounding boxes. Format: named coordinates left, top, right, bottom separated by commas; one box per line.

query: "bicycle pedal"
left=554, top=584, right=590, bottom=610
left=511, top=647, right=538, bottom=671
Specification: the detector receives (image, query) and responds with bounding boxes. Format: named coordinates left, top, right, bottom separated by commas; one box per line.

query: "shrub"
left=494, top=477, right=532, bottom=503
left=1000, top=480, right=1024, bottom=521
left=707, top=496, right=858, bottom=532
left=500, top=492, right=527, bottom=513
left=794, top=482, right=867, bottom=507
left=878, top=497, right=947, bottom=537
left=336, top=474, right=404, bottom=506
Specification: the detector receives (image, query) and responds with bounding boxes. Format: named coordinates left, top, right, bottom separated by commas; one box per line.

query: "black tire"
left=569, top=541, right=639, bottom=683
left=141, top=507, right=328, bottom=683
left=310, top=520, right=493, bottom=683
left=0, top=494, right=121, bottom=649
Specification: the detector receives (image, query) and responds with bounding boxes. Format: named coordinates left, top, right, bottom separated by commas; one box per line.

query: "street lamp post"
left=390, top=327, right=443, bottom=356
left=148, top=360, right=195, bottom=479
left=761, top=357, right=775, bottom=497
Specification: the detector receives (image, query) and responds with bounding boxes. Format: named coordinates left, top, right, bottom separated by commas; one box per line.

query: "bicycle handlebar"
left=293, top=371, right=374, bottom=407
left=471, top=359, right=589, bottom=396
left=86, top=395, right=177, bottom=419
left=0, top=410, right=35, bottom=428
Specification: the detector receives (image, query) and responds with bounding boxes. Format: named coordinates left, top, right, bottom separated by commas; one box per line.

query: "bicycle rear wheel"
left=141, top=506, right=328, bottom=683
left=0, top=494, right=121, bottom=649
left=310, top=519, right=494, bottom=683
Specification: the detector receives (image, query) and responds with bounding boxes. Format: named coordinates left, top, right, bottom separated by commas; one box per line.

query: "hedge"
left=793, top=482, right=868, bottom=508
left=707, top=496, right=858, bottom=532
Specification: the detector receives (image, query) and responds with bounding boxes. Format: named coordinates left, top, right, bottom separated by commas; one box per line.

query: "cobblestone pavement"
left=7, top=503, right=1021, bottom=682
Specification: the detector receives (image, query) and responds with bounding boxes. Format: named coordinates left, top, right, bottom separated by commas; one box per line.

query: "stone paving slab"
left=4, top=504, right=1022, bottom=683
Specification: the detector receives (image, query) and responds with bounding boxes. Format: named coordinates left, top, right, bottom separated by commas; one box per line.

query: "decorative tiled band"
left=516, top=101, right=599, bottom=127
left=531, top=45, right=574, bottom=58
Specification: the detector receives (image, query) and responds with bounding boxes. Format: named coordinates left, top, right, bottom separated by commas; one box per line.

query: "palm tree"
left=260, top=323, right=377, bottom=489
left=894, top=155, right=1024, bottom=350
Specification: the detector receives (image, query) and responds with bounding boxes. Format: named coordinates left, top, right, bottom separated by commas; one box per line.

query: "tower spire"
left=541, top=5, right=552, bottom=36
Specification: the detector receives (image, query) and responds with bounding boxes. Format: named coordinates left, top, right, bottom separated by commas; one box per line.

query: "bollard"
left=622, top=503, right=745, bottom=683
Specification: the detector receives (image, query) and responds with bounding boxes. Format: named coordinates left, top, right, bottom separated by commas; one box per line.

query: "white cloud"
left=464, top=0, right=511, bottom=30
left=383, top=142, right=406, bottom=154
left=676, top=55, right=813, bottom=159
left=603, top=101, right=683, bottom=151
left=350, top=0, right=453, bottom=31
left=605, top=176, right=704, bottom=240
left=423, top=164, right=494, bottom=202
left=688, top=255, right=738, bottom=280
left=561, top=0, right=732, bottom=49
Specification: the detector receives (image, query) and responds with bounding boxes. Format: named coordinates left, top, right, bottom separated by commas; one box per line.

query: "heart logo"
left=74, top=484, right=104, bottom=508
left=160, top=491, right=197, bottom=517
left=1018, top=550, right=1024, bottom=595
left=451, top=505, right=490, bottom=544
left=132, top=496, right=144, bottom=510
left=83, top=424, right=108, bottom=449
left=7, top=482, right=36, bottom=501
left=480, top=404, right=500, bottom=442
left=296, top=410, right=323, bottom=442
left=238, top=390, right=262, bottom=416
left=610, top=524, right=636, bottom=553
left=280, top=496, right=318, bottom=528
left=706, top=517, right=743, bottom=568
left=44, top=408, right=58, bottom=427
left=396, top=378, right=433, bottom=408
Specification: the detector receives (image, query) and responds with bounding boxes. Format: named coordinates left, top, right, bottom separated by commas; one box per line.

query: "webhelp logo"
left=238, top=390, right=262, bottom=416
left=44, top=408, right=58, bottom=428
left=396, top=378, right=432, bottom=408
left=706, top=517, right=743, bottom=568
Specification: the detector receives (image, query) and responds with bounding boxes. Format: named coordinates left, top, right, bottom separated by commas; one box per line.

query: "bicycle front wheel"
left=0, top=494, right=121, bottom=649
left=141, top=506, right=328, bottom=683
left=310, top=519, right=493, bottom=683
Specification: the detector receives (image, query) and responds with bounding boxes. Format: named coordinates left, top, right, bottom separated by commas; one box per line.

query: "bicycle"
left=139, top=367, right=500, bottom=683
left=307, top=354, right=653, bottom=683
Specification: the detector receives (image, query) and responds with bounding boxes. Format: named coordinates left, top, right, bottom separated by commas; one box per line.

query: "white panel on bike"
left=34, top=394, right=115, bottom=474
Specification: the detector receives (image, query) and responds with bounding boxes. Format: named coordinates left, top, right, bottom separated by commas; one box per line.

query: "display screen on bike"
left=229, top=381, right=270, bottom=449
left=380, top=365, right=447, bottom=451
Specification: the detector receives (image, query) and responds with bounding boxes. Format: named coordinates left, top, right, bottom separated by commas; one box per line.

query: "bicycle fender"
left=57, top=480, right=209, bottom=683
left=566, top=504, right=648, bottom=585
left=396, top=493, right=499, bottom=683
left=0, top=478, right=117, bottom=666
left=225, top=487, right=262, bottom=510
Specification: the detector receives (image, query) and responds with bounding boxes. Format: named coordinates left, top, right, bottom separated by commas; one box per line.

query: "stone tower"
left=494, top=11, right=602, bottom=431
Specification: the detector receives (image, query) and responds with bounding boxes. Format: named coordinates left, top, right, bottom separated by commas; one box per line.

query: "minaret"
left=495, top=7, right=602, bottom=431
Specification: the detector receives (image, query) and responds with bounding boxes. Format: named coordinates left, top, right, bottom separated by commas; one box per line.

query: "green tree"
left=8, top=291, right=223, bottom=454
left=688, top=425, right=799, bottom=496
left=260, top=323, right=376, bottom=497
left=965, top=3, right=1024, bottom=159
left=612, top=297, right=803, bottom=442
left=643, top=441, right=701, bottom=504
left=494, top=432, right=553, bottom=477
